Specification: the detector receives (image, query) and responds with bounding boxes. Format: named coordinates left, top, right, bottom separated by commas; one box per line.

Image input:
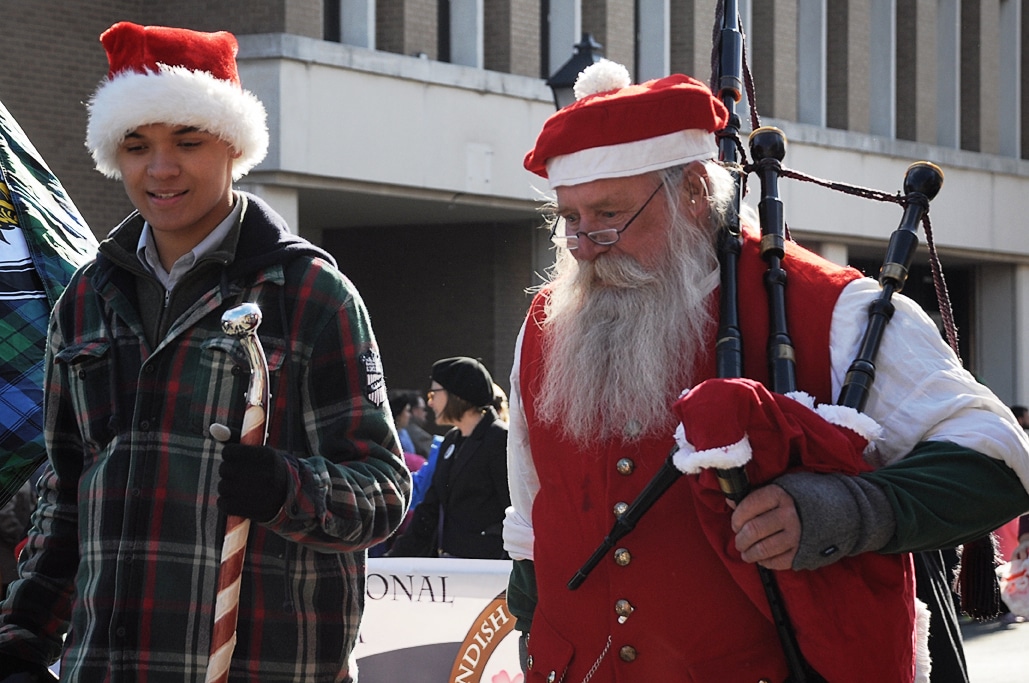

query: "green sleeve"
left=506, top=559, right=537, bottom=633
left=861, top=441, right=1029, bottom=554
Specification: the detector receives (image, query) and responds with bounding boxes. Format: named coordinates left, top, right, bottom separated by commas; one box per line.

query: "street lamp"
left=546, top=33, right=603, bottom=110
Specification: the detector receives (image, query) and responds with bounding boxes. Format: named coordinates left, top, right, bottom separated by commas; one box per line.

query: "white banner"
left=355, top=558, right=522, bottom=683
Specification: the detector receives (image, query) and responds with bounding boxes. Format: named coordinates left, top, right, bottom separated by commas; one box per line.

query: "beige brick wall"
left=0, top=1, right=137, bottom=236
left=975, top=0, right=1001, bottom=155
left=583, top=0, right=636, bottom=77
left=827, top=0, right=870, bottom=133
left=961, top=1, right=983, bottom=152
left=670, top=0, right=698, bottom=78
left=484, top=0, right=540, bottom=77
left=377, top=0, right=438, bottom=58
left=284, top=0, right=324, bottom=38
left=751, top=0, right=797, bottom=121
left=484, top=0, right=513, bottom=72
left=896, top=0, right=938, bottom=145
left=407, top=0, right=439, bottom=59
left=508, top=0, right=541, bottom=77
left=376, top=0, right=405, bottom=54
left=957, top=0, right=1006, bottom=155
left=145, top=1, right=287, bottom=35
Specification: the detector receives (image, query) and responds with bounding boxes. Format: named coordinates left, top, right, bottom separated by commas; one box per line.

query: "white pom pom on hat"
left=572, top=59, right=632, bottom=100
left=86, top=22, right=268, bottom=181
left=525, top=61, right=729, bottom=188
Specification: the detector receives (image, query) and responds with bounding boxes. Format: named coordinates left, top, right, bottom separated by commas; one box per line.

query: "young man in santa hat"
left=0, top=22, right=410, bottom=682
left=503, top=60, right=1029, bottom=682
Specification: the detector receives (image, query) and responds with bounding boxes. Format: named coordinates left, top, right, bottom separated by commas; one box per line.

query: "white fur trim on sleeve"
left=672, top=425, right=752, bottom=474
left=783, top=391, right=816, bottom=409
left=814, top=403, right=884, bottom=447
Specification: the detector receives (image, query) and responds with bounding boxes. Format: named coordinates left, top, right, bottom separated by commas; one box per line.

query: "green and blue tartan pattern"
left=0, top=98, right=97, bottom=504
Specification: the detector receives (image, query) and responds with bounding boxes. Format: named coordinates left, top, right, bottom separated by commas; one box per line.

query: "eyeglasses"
left=427, top=388, right=447, bottom=400
left=550, top=183, right=664, bottom=250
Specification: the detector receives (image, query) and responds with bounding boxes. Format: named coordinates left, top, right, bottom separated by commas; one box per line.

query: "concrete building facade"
left=3, top=0, right=1029, bottom=403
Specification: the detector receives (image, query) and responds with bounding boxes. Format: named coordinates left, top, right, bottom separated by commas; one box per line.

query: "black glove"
left=0, top=655, right=58, bottom=682
left=217, top=444, right=289, bottom=523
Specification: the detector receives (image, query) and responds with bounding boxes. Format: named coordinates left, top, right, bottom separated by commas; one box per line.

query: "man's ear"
left=682, top=160, right=710, bottom=220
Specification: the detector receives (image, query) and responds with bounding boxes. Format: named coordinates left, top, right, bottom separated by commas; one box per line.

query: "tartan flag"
left=0, top=98, right=97, bottom=505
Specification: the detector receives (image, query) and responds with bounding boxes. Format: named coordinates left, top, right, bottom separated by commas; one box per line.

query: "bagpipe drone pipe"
left=566, top=0, right=985, bottom=680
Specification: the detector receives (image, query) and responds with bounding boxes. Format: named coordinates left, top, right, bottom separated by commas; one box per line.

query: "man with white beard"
left=503, top=61, right=1029, bottom=683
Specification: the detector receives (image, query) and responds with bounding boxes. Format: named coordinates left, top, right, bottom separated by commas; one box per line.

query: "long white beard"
left=537, top=214, right=719, bottom=445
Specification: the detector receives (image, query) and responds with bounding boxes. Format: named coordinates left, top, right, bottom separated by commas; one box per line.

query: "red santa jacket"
left=518, top=226, right=917, bottom=683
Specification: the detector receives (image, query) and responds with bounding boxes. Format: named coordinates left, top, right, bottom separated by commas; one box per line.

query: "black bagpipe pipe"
left=711, top=124, right=822, bottom=682
left=837, top=161, right=944, bottom=411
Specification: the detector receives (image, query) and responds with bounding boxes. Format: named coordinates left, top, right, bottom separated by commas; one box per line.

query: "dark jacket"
left=391, top=407, right=509, bottom=559
left=0, top=193, right=411, bottom=682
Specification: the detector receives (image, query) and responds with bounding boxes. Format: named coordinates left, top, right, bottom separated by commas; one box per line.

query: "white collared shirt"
left=136, top=193, right=243, bottom=291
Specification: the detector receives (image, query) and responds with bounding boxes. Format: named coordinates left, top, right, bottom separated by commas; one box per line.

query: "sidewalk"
left=961, top=615, right=1029, bottom=682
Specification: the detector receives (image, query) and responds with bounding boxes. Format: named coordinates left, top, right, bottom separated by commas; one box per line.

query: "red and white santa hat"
left=524, top=60, right=729, bottom=188
left=86, top=22, right=268, bottom=181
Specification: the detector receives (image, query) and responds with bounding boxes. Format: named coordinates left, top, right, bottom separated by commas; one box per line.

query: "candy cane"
left=206, top=303, right=270, bottom=683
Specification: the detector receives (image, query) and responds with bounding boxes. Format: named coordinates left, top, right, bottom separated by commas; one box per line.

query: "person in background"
left=405, top=391, right=436, bottom=456
left=1003, top=515, right=1029, bottom=625
left=390, top=389, right=421, bottom=459
left=503, top=60, right=1029, bottom=682
left=391, top=357, right=510, bottom=559
left=1011, top=405, right=1029, bottom=430
left=0, top=22, right=409, bottom=682
left=1004, top=406, right=1029, bottom=623
left=996, top=405, right=1029, bottom=566
left=409, top=431, right=445, bottom=514
left=369, top=391, right=426, bottom=558
left=492, top=382, right=510, bottom=422
left=1014, top=517, right=1029, bottom=561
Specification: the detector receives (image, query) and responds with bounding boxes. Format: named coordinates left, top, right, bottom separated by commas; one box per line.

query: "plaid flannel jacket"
left=0, top=194, right=410, bottom=682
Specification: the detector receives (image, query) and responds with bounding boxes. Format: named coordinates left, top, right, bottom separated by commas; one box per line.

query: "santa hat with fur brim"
left=524, top=60, right=729, bottom=188
left=86, top=22, right=268, bottom=181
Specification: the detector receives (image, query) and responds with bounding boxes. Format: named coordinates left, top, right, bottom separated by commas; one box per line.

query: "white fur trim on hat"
left=86, top=64, right=268, bottom=181
left=545, top=128, right=716, bottom=188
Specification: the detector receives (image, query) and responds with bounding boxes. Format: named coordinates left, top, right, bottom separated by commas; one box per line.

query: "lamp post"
left=546, top=33, right=603, bottom=110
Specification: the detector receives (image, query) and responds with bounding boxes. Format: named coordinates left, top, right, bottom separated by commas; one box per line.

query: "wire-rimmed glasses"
left=550, top=183, right=664, bottom=250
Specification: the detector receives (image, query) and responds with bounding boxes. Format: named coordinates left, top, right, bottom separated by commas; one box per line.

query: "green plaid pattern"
left=0, top=98, right=97, bottom=504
